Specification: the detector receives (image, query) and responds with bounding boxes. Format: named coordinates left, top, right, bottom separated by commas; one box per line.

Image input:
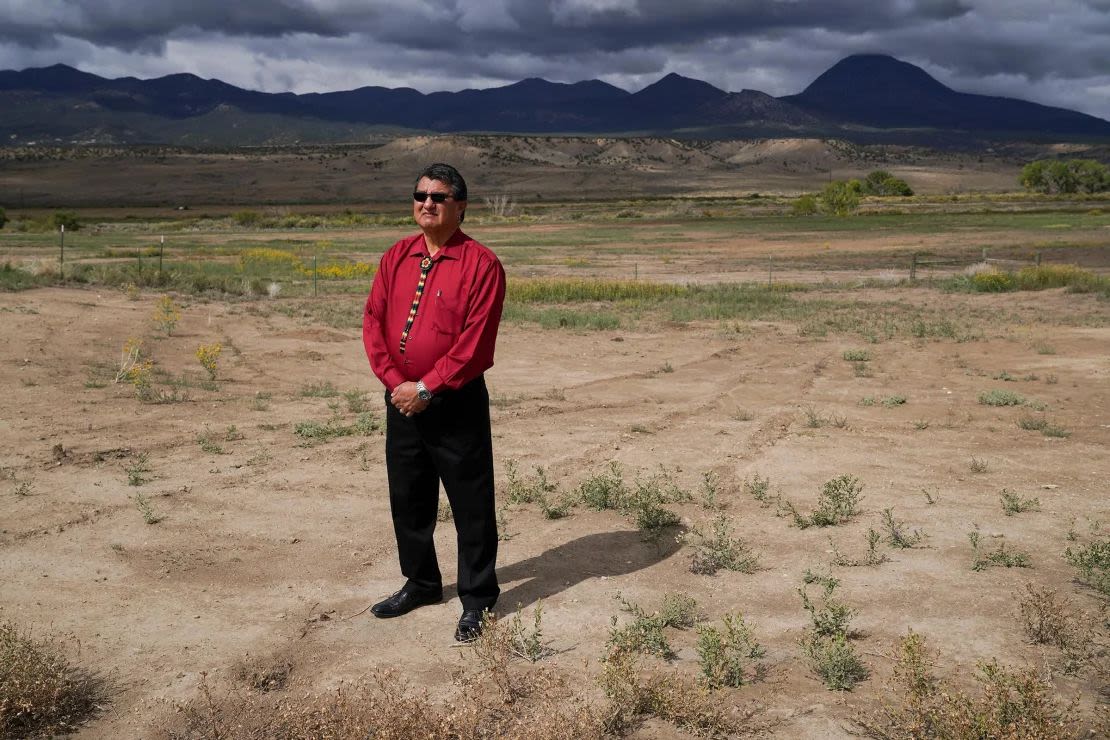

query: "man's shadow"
left=475, top=528, right=684, bottom=612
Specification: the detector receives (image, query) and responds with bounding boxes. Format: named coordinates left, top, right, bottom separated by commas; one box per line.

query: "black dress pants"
left=384, top=376, right=499, bottom=610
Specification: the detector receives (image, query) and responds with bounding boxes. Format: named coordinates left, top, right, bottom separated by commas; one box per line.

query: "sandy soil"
left=1, top=277, right=1108, bottom=737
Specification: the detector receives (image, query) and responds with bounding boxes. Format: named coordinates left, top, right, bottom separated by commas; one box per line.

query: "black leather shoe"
left=370, top=588, right=442, bottom=619
left=455, top=608, right=491, bottom=642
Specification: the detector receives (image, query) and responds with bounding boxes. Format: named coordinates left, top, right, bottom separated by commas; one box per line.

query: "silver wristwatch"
left=416, top=380, right=433, bottom=401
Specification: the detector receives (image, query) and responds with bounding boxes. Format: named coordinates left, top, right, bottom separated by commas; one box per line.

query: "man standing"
left=363, top=163, right=505, bottom=642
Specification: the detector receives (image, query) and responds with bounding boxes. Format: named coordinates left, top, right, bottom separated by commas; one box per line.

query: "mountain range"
left=2, top=54, right=1108, bottom=146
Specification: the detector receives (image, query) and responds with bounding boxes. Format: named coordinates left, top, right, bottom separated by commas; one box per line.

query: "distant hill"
left=782, top=54, right=1110, bottom=138
left=0, top=55, right=1108, bottom=146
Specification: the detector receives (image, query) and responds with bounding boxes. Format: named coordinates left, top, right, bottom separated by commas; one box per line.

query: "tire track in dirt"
left=494, top=336, right=830, bottom=482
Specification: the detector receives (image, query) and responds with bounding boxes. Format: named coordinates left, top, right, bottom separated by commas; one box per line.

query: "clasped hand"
left=391, top=381, right=430, bottom=417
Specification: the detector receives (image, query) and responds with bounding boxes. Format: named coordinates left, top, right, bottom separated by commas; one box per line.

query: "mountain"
left=0, top=55, right=1107, bottom=146
left=783, top=54, right=1110, bottom=137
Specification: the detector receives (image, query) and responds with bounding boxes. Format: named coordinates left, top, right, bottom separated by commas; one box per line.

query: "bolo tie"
left=398, top=256, right=434, bottom=354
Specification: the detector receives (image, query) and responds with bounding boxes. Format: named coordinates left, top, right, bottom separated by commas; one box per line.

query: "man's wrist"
left=416, top=380, right=433, bottom=401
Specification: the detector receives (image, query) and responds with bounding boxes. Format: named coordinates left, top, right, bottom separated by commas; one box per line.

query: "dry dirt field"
left=2, top=256, right=1108, bottom=736
left=0, top=134, right=1035, bottom=208
left=2, top=135, right=1109, bottom=737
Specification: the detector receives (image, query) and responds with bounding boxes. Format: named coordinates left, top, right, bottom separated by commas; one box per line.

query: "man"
left=362, top=163, right=505, bottom=642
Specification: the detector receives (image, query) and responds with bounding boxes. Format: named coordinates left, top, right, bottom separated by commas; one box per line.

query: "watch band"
left=416, top=380, right=433, bottom=401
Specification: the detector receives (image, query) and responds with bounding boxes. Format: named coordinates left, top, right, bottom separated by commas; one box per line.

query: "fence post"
left=981, top=247, right=988, bottom=262
left=768, top=255, right=773, bottom=286
left=59, top=224, right=64, bottom=280
left=1035, top=251, right=1042, bottom=266
left=313, top=255, right=318, bottom=297
left=909, top=253, right=917, bottom=281
left=159, top=235, right=164, bottom=276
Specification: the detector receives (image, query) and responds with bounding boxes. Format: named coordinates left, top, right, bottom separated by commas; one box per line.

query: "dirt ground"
left=1, top=264, right=1109, bottom=736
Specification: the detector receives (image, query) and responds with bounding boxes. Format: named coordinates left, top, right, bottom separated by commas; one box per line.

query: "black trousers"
left=384, top=376, right=499, bottom=610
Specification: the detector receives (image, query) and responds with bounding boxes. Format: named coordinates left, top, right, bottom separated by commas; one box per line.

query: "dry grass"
left=164, top=664, right=603, bottom=740
left=856, top=631, right=1079, bottom=739
left=0, top=621, right=105, bottom=739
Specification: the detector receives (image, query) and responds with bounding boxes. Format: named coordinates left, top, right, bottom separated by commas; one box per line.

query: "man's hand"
left=391, top=381, right=430, bottom=417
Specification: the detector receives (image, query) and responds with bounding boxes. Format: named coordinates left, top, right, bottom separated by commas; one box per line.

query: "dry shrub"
left=165, top=628, right=603, bottom=740
left=164, top=671, right=449, bottom=739
left=231, top=653, right=293, bottom=693
left=1018, top=584, right=1099, bottom=672
left=599, top=650, right=746, bottom=738
left=0, top=621, right=105, bottom=739
left=857, top=631, right=1079, bottom=739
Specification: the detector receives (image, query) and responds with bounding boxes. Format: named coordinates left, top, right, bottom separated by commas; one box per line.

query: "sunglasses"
left=413, top=191, right=454, bottom=203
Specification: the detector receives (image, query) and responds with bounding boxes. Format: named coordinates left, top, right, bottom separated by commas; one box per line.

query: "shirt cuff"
left=382, top=369, right=407, bottom=394
left=422, top=368, right=448, bottom=395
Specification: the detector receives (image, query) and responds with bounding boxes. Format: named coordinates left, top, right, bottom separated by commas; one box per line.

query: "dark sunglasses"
left=413, top=191, right=453, bottom=203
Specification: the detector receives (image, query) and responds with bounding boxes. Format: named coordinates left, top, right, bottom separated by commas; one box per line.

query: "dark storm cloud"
left=0, top=1, right=340, bottom=49
left=0, top=0, right=972, bottom=55
left=0, top=0, right=1106, bottom=120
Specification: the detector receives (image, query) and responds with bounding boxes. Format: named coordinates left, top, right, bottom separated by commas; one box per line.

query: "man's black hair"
left=415, top=163, right=468, bottom=201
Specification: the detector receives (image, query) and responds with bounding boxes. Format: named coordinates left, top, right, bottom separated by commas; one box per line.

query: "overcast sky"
left=1, top=0, right=1108, bottom=120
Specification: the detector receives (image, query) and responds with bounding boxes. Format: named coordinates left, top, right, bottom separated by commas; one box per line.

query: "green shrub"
left=578, top=462, right=628, bottom=510
left=686, top=515, right=759, bottom=575
left=863, top=171, right=914, bottom=196
left=1064, top=538, right=1110, bottom=597
left=696, top=614, right=765, bottom=689
left=820, top=181, right=861, bottom=216
left=232, top=210, right=263, bottom=227
left=48, top=211, right=80, bottom=231
left=0, top=206, right=7, bottom=229
left=789, top=475, right=864, bottom=528
left=791, top=193, right=819, bottom=216
left=978, top=389, right=1025, bottom=407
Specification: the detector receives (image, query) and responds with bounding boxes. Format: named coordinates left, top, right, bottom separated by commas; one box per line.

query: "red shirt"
left=363, top=229, right=505, bottom=395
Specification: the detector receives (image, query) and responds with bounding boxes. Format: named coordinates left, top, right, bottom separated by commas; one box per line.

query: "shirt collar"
left=406, top=229, right=466, bottom=261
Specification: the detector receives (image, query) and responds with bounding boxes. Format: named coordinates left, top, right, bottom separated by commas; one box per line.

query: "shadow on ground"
left=490, top=527, right=684, bottom=611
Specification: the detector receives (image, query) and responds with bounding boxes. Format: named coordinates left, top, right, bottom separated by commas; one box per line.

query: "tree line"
left=1020, top=159, right=1109, bottom=194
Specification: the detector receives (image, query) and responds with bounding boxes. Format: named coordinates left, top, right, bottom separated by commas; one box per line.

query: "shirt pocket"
left=432, top=290, right=464, bottom=336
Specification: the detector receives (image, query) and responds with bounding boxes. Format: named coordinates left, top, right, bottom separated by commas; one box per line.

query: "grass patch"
left=949, top=263, right=1109, bottom=294
left=293, top=413, right=382, bottom=445
left=969, top=530, right=1031, bottom=571
left=0, top=262, right=52, bottom=291
left=300, top=380, right=339, bottom=398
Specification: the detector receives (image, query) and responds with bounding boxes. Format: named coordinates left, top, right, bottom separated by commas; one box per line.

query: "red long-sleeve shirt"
left=363, top=229, right=505, bottom=395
